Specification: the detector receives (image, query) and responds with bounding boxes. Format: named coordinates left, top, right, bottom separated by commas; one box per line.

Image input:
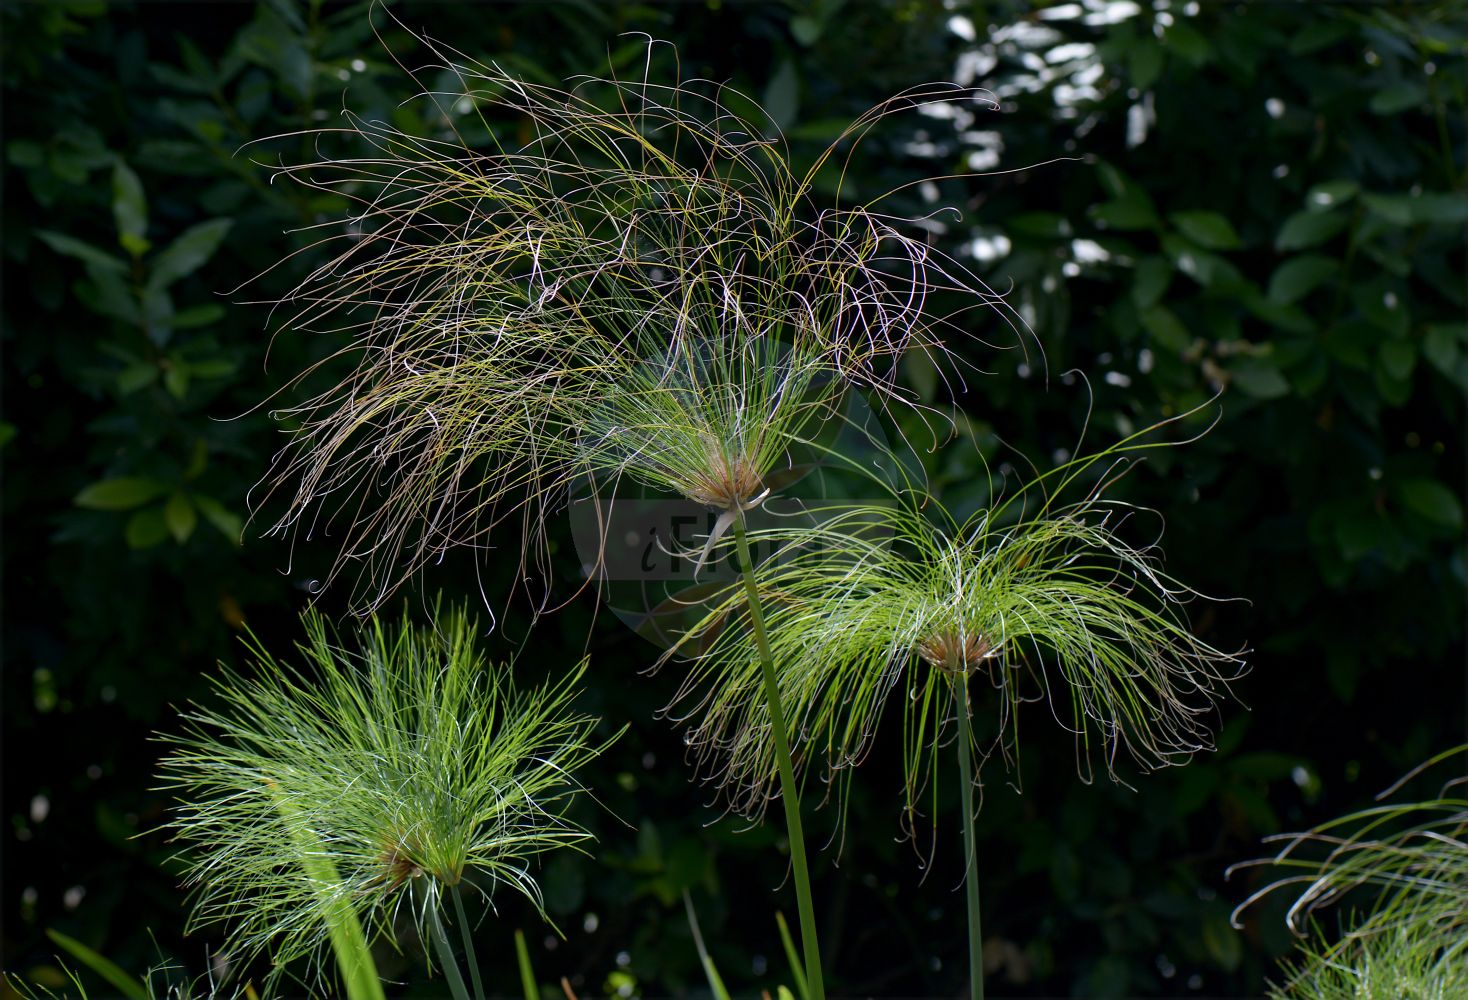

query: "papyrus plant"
left=253, top=31, right=1010, bottom=998
left=662, top=415, right=1244, bottom=998
left=255, top=36, right=1005, bottom=612
left=157, top=605, right=612, bottom=999
left=1231, top=746, right=1468, bottom=999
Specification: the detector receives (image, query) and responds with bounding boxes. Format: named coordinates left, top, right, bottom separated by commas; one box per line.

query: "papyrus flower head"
left=157, top=604, right=612, bottom=991
left=661, top=420, right=1244, bottom=828
left=253, top=32, right=1010, bottom=610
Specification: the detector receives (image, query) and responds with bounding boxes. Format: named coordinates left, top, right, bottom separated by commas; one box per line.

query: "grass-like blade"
left=43, top=929, right=147, bottom=1000
left=774, top=911, right=809, bottom=1000
left=682, top=890, right=731, bottom=1000
left=514, top=930, right=538, bottom=1000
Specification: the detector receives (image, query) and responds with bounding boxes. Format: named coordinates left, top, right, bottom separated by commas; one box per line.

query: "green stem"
left=732, top=513, right=826, bottom=1000
left=268, top=784, right=385, bottom=1000
left=428, top=893, right=474, bottom=1000
left=953, top=678, right=984, bottom=1000
left=451, top=885, right=486, bottom=1000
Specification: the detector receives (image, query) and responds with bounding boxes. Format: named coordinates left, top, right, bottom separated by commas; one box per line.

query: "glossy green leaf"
left=1008, top=212, right=1072, bottom=239
left=125, top=506, right=170, bottom=548
left=790, top=15, right=822, bottom=46
left=763, top=58, right=799, bottom=132
left=117, top=363, right=159, bottom=394
left=1169, top=211, right=1240, bottom=249
left=1396, top=478, right=1463, bottom=528
left=1141, top=305, right=1190, bottom=352
left=111, top=160, right=150, bottom=257
left=193, top=494, right=244, bottom=544
left=164, top=492, right=197, bottom=543
left=164, top=364, right=190, bottom=399
left=147, top=218, right=233, bottom=291
left=1368, top=81, right=1427, bottom=115
left=1362, top=192, right=1415, bottom=226
left=1130, top=255, right=1173, bottom=309
left=1379, top=340, right=1415, bottom=381
left=168, top=303, right=227, bottom=329
left=1424, top=325, right=1460, bottom=375
left=1267, top=255, right=1338, bottom=304
left=1304, top=179, right=1358, bottom=211
left=1275, top=209, right=1349, bottom=251
left=1228, top=359, right=1290, bottom=399
left=1129, top=40, right=1164, bottom=90
left=35, top=230, right=128, bottom=274
left=75, top=477, right=168, bottom=510
left=1091, top=197, right=1158, bottom=231
left=1162, top=21, right=1211, bottom=65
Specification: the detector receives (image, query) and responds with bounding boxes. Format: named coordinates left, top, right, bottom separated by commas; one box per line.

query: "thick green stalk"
left=451, top=885, right=486, bottom=1000
left=732, top=513, right=826, bottom=1000
left=428, top=897, right=474, bottom=1000
left=268, top=785, right=385, bottom=1000
left=953, top=679, right=984, bottom=1000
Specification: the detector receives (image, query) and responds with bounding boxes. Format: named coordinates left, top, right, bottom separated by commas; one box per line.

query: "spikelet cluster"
left=158, top=605, right=610, bottom=990
left=255, top=31, right=1009, bottom=609
left=661, top=422, right=1244, bottom=829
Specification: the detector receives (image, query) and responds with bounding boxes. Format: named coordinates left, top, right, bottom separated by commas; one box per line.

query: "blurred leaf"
left=36, top=231, right=128, bottom=274
left=1369, top=81, right=1427, bottom=115
left=763, top=58, right=800, bottom=132
left=194, top=495, right=244, bottom=544
left=1275, top=209, right=1349, bottom=251
left=1091, top=197, right=1158, bottom=231
left=1362, top=192, right=1415, bottom=226
left=790, top=15, right=822, bottom=46
left=1304, top=179, right=1358, bottom=212
left=1162, top=20, right=1211, bottom=65
left=1228, top=359, right=1290, bottom=399
left=1424, top=325, right=1460, bottom=375
left=1378, top=340, right=1415, bottom=381
left=117, top=363, right=159, bottom=393
left=147, top=218, right=233, bottom=292
left=1202, top=912, right=1243, bottom=972
left=1290, top=17, right=1353, bottom=54
left=1009, top=212, right=1072, bottom=239
left=164, top=492, right=196, bottom=543
left=1396, top=478, right=1463, bottom=529
left=163, top=364, right=190, bottom=399
left=1141, top=305, right=1190, bottom=352
left=1169, top=211, right=1240, bottom=249
left=112, top=160, right=150, bottom=257
left=75, top=477, right=167, bottom=510
left=169, top=303, right=226, bottom=329
left=1130, top=255, right=1173, bottom=309
left=1267, top=255, right=1337, bottom=304
left=125, top=506, right=170, bottom=548
left=1129, top=39, right=1163, bottom=90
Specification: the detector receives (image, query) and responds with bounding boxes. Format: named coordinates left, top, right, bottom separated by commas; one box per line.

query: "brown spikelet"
left=917, top=630, right=993, bottom=678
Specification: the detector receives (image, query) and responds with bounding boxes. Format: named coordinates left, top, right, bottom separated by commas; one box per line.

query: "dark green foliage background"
left=3, top=1, right=1464, bottom=997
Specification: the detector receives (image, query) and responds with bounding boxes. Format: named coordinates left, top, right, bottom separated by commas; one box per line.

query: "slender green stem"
left=732, top=513, right=826, bottom=1000
left=953, top=678, right=984, bottom=1000
left=428, top=894, right=474, bottom=1000
left=451, top=885, right=486, bottom=1000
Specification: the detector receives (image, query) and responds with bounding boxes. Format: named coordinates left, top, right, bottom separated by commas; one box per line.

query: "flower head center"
left=686, top=448, right=765, bottom=510
left=917, top=630, right=992, bottom=678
